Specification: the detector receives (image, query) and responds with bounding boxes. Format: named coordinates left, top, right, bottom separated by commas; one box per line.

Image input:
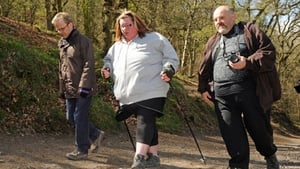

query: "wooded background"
left=1, top=0, right=299, bottom=120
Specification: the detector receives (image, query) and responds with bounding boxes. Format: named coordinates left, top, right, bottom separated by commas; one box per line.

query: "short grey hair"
left=51, top=12, right=73, bottom=25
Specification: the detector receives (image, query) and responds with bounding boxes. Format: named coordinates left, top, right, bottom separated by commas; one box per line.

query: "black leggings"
left=132, top=97, right=165, bottom=146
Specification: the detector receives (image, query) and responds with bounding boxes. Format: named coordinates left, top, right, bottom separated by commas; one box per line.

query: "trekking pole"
left=105, top=73, right=136, bottom=151
left=169, top=82, right=206, bottom=164
left=123, top=119, right=136, bottom=151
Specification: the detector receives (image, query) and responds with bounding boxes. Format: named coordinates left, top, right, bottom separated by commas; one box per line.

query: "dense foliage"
left=0, top=17, right=218, bottom=134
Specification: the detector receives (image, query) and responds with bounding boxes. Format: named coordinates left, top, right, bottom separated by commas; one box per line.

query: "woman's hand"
left=101, top=68, right=110, bottom=79
left=160, top=72, right=171, bottom=82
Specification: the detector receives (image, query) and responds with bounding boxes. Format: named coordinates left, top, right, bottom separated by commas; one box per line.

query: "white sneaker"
left=66, top=150, right=88, bottom=160
left=90, top=131, right=105, bottom=153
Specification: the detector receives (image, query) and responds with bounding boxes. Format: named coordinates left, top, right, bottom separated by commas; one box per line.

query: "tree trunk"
left=180, top=0, right=197, bottom=74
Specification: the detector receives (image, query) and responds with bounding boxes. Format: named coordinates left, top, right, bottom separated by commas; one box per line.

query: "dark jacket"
left=58, top=29, right=97, bottom=98
left=198, top=21, right=281, bottom=112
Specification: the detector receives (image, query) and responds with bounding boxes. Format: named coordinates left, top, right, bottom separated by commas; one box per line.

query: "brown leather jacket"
left=198, top=21, right=281, bottom=112
left=58, top=29, right=97, bottom=98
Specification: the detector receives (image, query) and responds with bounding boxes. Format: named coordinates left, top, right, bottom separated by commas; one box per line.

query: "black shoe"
left=144, top=153, right=160, bottom=168
left=265, top=154, right=279, bottom=169
left=227, top=166, right=244, bottom=169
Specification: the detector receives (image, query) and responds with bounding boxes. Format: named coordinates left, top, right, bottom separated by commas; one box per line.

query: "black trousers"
left=127, top=97, right=165, bottom=146
left=214, top=90, right=277, bottom=169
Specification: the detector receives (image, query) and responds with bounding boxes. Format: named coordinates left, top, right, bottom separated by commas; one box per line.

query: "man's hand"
left=228, top=55, right=246, bottom=70
left=59, top=92, right=66, bottom=100
left=80, top=88, right=90, bottom=97
left=202, top=91, right=214, bottom=105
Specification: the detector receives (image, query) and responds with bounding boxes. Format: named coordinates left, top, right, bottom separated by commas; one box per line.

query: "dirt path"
left=0, top=126, right=299, bottom=169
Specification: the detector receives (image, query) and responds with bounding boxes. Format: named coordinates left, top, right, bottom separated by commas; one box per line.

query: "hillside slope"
left=0, top=16, right=218, bottom=135
left=0, top=16, right=57, bottom=49
left=0, top=16, right=66, bottom=133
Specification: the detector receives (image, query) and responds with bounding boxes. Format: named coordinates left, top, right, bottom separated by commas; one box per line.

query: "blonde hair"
left=115, top=10, right=151, bottom=41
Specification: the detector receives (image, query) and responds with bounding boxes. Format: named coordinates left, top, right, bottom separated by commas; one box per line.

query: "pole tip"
left=200, top=157, right=206, bottom=164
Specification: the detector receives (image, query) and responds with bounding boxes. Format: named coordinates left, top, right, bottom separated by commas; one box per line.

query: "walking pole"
left=106, top=75, right=136, bottom=151
left=169, top=82, right=206, bottom=164
left=123, top=119, right=136, bottom=151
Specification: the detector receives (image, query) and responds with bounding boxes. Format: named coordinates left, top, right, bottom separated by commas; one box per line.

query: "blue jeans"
left=66, top=97, right=100, bottom=153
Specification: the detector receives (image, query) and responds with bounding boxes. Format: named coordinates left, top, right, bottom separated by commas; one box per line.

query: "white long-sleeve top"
left=104, top=32, right=179, bottom=105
